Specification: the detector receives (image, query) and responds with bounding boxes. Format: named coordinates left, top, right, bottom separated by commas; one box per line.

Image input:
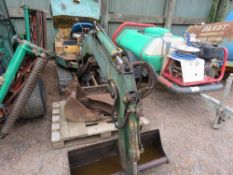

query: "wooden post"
left=215, top=0, right=229, bottom=22
left=101, top=0, right=109, bottom=34
left=207, top=0, right=220, bottom=23
left=164, top=0, right=177, bottom=29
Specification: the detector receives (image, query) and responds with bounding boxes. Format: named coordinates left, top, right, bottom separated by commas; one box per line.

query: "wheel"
left=19, top=79, right=47, bottom=119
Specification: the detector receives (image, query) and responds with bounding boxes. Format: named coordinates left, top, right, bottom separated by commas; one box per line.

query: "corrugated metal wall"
left=108, top=0, right=213, bottom=36
left=109, top=0, right=166, bottom=16
left=5, top=0, right=233, bottom=49
left=171, top=0, right=212, bottom=36
left=174, top=0, right=212, bottom=18
left=108, top=0, right=166, bottom=36
left=6, top=0, right=50, bottom=10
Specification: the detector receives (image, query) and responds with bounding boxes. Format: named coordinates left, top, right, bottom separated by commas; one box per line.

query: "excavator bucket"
left=64, top=97, right=102, bottom=122
left=64, top=85, right=114, bottom=122
left=68, top=129, right=168, bottom=175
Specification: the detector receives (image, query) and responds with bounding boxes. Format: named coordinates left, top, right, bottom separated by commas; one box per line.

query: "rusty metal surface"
left=58, top=54, right=77, bottom=61
left=81, top=93, right=113, bottom=115
left=86, top=93, right=113, bottom=106
left=82, top=99, right=112, bottom=115
left=64, top=97, right=102, bottom=122
left=187, top=22, right=233, bottom=44
left=63, top=82, right=113, bottom=122
left=82, top=84, right=108, bottom=94
left=69, top=130, right=168, bottom=174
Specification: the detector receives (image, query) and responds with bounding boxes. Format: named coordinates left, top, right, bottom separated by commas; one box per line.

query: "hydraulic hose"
left=132, top=61, right=156, bottom=98
left=0, top=56, right=48, bottom=138
left=109, top=80, right=131, bottom=129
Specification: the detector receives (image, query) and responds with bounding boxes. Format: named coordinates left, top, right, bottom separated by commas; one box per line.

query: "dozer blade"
left=64, top=97, right=102, bottom=122
left=68, top=130, right=168, bottom=175
left=86, top=93, right=113, bottom=106
left=81, top=93, right=113, bottom=115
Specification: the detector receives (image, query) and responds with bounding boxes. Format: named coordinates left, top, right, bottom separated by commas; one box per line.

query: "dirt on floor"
left=0, top=61, right=233, bottom=175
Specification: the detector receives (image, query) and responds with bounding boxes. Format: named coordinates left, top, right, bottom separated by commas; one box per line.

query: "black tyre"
left=19, top=79, right=47, bottom=119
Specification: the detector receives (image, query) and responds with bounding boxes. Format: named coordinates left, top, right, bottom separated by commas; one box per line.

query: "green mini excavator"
left=51, top=0, right=168, bottom=174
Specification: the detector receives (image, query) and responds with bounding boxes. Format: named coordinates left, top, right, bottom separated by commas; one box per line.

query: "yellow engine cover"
left=64, top=44, right=80, bottom=54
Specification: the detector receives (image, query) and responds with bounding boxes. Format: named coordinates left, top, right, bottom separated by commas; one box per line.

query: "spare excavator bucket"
left=64, top=97, right=102, bottom=122
left=68, top=129, right=168, bottom=175
left=64, top=85, right=114, bottom=122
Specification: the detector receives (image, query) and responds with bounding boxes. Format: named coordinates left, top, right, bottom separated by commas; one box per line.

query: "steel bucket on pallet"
left=68, top=130, right=168, bottom=175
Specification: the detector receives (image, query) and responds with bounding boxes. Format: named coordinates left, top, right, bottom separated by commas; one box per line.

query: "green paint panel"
left=144, top=27, right=170, bottom=37
left=116, top=27, right=169, bottom=71
left=116, top=30, right=152, bottom=57
left=23, top=6, right=30, bottom=42
left=0, top=43, right=28, bottom=102
left=0, top=40, right=47, bottom=104
left=51, top=0, right=100, bottom=20
left=81, top=31, right=139, bottom=174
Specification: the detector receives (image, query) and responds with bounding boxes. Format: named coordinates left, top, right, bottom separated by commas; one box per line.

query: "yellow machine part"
left=56, top=28, right=71, bottom=40
left=64, top=44, right=80, bottom=54
left=55, top=28, right=81, bottom=55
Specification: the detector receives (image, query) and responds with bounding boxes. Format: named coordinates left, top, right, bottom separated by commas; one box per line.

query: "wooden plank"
left=87, top=121, right=116, bottom=135
left=51, top=101, right=150, bottom=149
left=69, top=121, right=87, bottom=138
left=51, top=102, right=62, bottom=145
left=60, top=101, right=70, bottom=138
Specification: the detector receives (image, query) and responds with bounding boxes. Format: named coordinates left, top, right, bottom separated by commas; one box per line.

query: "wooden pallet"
left=51, top=101, right=150, bottom=149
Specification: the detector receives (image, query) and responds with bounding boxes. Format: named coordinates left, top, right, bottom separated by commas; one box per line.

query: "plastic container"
left=116, top=27, right=184, bottom=72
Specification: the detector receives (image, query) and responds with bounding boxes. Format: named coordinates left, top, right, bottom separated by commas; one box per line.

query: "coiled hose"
left=0, top=56, right=48, bottom=138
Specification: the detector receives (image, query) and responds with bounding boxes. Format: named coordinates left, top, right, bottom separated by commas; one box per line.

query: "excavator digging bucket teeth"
left=68, top=129, right=168, bottom=175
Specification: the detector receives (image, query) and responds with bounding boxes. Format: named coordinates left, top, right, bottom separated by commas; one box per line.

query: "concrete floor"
left=0, top=61, right=233, bottom=175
